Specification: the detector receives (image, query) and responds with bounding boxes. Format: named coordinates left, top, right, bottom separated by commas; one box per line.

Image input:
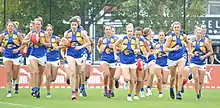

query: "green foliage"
left=113, top=0, right=205, bottom=33
left=0, top=0, right=127, bottom=35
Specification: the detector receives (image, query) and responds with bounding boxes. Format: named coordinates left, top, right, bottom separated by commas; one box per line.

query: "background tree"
left=113, top=0, right=205, bottom=33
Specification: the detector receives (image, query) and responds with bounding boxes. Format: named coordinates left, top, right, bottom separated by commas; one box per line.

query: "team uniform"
left=137, top=37, right=148, bottom=70
left=66, top=28, right=85, bottom=65
left=100, top=35, right=118, bottom=97
left=190, top=39, right=207, bottom=71
left=154, top=40, right=168, bottom=97
left=120, top=36, right=137, bottom=68
left=190, top=38, right=208, bottom=99
left=155, top=41, right=168, bottom=71
left=119, top=36, right=138, bottom=101
left=2, top=31, right=22, bottom=97
left=136, top=37, right=147, bottom=97
left=45, top=35, right=60, bottom=98
left=167, top=32, right=186, bottom=99
left=46, top=35, right=60, bottom=67
left=65, top=28, right=86, bottom=99
left=3, top=31, right=21, bottom=65
left=144, top=37, right=156, bottom=96
left=29, top=29, right=47, bottom=98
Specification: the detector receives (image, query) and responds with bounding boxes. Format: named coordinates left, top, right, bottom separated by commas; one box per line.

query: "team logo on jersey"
left=199, top=42, right=204, bottom=47
left=124, top=49, right=130, bottom=55
left=68, top=32, right=72, bottom=37
left=123, top=39, right=128, bottom=44
left=131, top=39, right=136, bottom=45
left=105, top=48, right=113, bottom=54
left=110, top=38, right=115, bottom=43
left=102, top=38, right=107, bottom=44
left=140, top=41, right=144, bottom=46
left=52, top=38, right=56, bottom=42
left=76, top=32, right=81, bottom=37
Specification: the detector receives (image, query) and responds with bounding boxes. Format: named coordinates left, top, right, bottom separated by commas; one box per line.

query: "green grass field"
left=0, top=88, right=219, bottom=108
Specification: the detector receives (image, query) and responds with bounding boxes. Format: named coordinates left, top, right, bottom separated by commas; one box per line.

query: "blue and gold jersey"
left=168, top=32, right=185, bottom=60
left=191, top=39, right=207, bottom=65
left=30, top=30, right=47, bottom=58
left=137, top=37, right=147, bottom=62
left=145, top=37, right=155, bottom=63
left=46, top=35, right=60, bottom=61
left=66, top=28, right=86, bottom=58
left=100, top=35, right=118, bottom=63
left=155, top=41, right=167, bottom=67
left=120, top=36, right=138, bottom=64
left=3, top=31, right=21, bottom=58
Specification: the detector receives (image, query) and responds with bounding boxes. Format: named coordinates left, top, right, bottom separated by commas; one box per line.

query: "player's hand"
left=75, top=46, right=83, bottom=50
left=134, top=49, right=140, bottom=55
left=172, top=45, right=180, bottom=51
left=114, top=54, right=119, bottom=61
left=13, top=48, right=19, bottom=54
left=200, top=55, right=206, bottom=60
left=53, top=46, right=60, bottom=51
left=154, top=49, right=161, bottom=54
left=0, top=47, right=4, bottom=53
left=98, top=49, right=103, bottom=53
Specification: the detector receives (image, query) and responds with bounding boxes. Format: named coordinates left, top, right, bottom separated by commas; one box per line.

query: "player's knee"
left=12, top=77, right=17, bottom=81
left=199, top=81, right=203, bottom=85
left=85, top=76, right=90, bottom=80
left=124, top=78, right=130, bottom=82
left=157, top=78, right=162, bottom=83
left=170, top=76, right=175, bottom=81
left=162, top=80, right=167, bottom=84
left=194, top=76, right=199, bottom=82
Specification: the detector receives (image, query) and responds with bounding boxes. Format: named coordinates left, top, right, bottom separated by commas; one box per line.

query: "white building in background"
left=207, top=0, right=220, bottom=15
left=201, top=0, right=220, bottom=45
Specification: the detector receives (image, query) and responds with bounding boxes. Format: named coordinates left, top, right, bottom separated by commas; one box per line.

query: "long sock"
left=183, top=79, right=187, bottom=85
left=140, top=88, right=144, bottom=92
left=128, top=93, right=131, bottom=97
left=108, top=90, right=112, bottom=94
left=104, top=86, right=108, bottom=93
left=75, top=88, right=78, bottom=93
left=80, top=84, right=85, bottom=91
left=15, top=84, right=19, bottom=91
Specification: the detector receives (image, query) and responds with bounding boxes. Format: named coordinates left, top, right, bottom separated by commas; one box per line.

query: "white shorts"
left=86, top=60, right=91, bottom=65
left=29, top=55, right=46, bottom=66
left=155, top=64, right=169, bottom=71
left=120, top=63, right=137, bottom=69
left=66, top=56, right=83, bottom=65
left=26, top=56, right=30, bottom=65
left=144, top=63, right=148, bottom=70
left=46, top=60, right=60, bottom=67
left=3, top=57, right=21, bottom=65
left=145, top=60, right=156, bottom=69
left=100, top=61, right=116, bottom=68
left=168, top=57, right=186, bottom=67
left=116, top=62, right=121, bottom=68
left=64, top=63, right=69, bottom=69
left=190, top=63, right=206, bottom=70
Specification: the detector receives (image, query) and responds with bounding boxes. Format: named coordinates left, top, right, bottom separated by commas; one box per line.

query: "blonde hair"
left=34, top=17, right=43, bottom=25
left=13, top=21, right=19, bottom=29
left=126, top=23, right=133, bottom=29
left=194, top=26, right=202, bottom=34
left=171, top=21, right=181, bottom=27
left=46, top=24, right=54, bottom=30
left=5, top=19, right=15, bottom=28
